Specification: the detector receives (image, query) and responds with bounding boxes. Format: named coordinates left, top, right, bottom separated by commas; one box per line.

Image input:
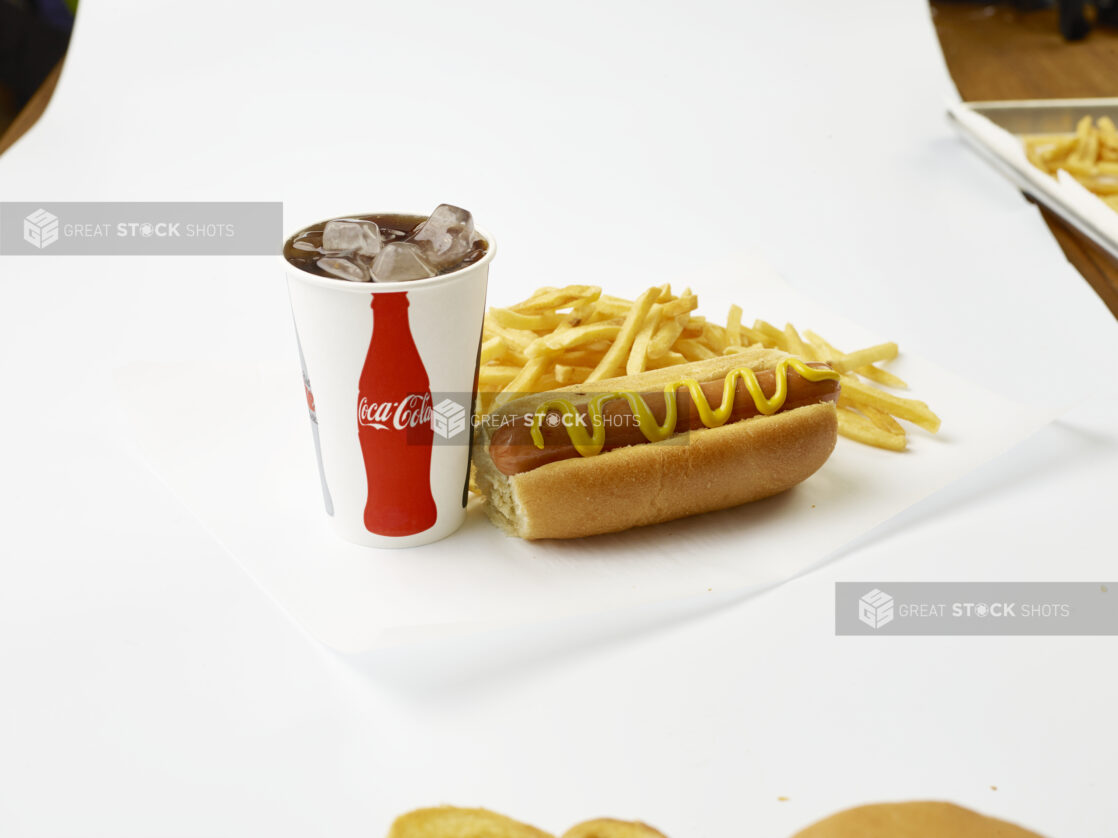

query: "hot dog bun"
left=472, top=346, right=838, bottom=540
left=790, top=801, right=1046, bottom=838
left=561, top=819, right=669, bottom=838
left=388, top=807, right=554, bottom=838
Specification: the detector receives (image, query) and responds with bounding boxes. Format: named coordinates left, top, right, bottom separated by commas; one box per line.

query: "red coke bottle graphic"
left=357, top=292, right=438, bottom=536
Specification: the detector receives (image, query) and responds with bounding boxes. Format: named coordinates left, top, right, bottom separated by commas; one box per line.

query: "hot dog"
left=489, top=361, right=839, bottom=476
left=472, top=346, right=841, bottom=539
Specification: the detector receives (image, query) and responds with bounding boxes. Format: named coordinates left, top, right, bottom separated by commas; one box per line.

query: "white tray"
left=948, top=97, right=1118, bottom=261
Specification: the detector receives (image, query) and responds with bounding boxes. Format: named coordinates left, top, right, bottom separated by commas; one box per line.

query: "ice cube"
left=408, top=204, right=475, bottom=270
left=322, top=220, right=381, bottom=257
left=292, top=238, right=318, bottom=252
left=371, top=243, right=437, bottom=282
left=318, top=257, right=369, bottom=282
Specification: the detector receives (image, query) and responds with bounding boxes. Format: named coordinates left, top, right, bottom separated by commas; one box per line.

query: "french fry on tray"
left=1024, top=115, right=1118, bottom=208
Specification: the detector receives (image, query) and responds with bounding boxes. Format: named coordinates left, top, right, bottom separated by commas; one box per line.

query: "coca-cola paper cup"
left=284, top=216, right=493, bottom=548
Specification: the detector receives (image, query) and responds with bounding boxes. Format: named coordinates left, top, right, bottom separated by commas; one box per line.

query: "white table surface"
left=1, top=1, right=1116, bottom=836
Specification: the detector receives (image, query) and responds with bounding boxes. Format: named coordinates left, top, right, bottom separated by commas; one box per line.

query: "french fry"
left=586, top=287, right=659, bottom=382
left=862, top=368, right=906, bottom=390
left=849, top=364, right=906, bottom=389
left=1070, top=115, right=1095, bottom=165
left=862, top=405, right=906, bottom=436
left=660, top=293, right=698, bottom=319
left=701, top=322, right=728, bottom=354
left=485, top=320, right=539, bottom=353
left=500, top=345, right=531, bottom=367
left=535, top=373, right=561, bottom=391
left=1099, top=118, right=1118, bottom=153
left=1040, top=136, right=1078, bottom=165
left=489, top=308, right=568, bottom=331
left=841, top=377, right=941, bottom=433
left=626, top=304, right=663, bottom=375
left=510, top=285, right=601, bottom=313
left=494, top=357, right=547, bottom=404
left=1074, top=177, right=1118, bottom=195
left=1061, top=158, right=1096, bottom=178
left=555, top=364, right=594, bottom=384
left=680, top=316, right=707, bottom=337
left=828, top=341, right=899, bottom=373
left=555, top=348, right=609, bottom=367
left=647, top=314, right=687, bottom=359
left=593, top=295, right=638, bottom=318
left=726, top=304, right=743, bottom=346
left=839, top=394, right=904, bottom=434
left=752, top=320, right=788, bottom=350
left=1025, top=133, right=1077, bottom=145
left=646, top=350, right=689, bottom=369
left=506, top=285, right=557, bottom=310
left=1025, top=144, right=1050, bottom=172
left=525, top=320, right=623, bottom=357
left=1077, top=130, right=1095, bottom=168
left=675, top=338, right=717, bottom=362
left=740, top=325, right=767, bottom=345
left=479, top=336, right=506, bottom=366
left=783, top=323, right=810, bottom=358
left=478, top=365, right=526, bottom=387
left=837, top=407, right=907, bottom=451
left=805, top=330, right=908, bottom=389
left=581, top=305, right=619, bottom=324
left=496, top=306, right=591, bottom=404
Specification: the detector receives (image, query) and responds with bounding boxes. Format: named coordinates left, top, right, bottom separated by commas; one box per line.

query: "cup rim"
left=282, top=212, right=495, bottom=293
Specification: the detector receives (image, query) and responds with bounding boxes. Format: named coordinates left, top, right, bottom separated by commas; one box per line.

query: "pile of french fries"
left=479, top=285, right=940, bottom=451
left=1024, top=115, right=1118, bottom=210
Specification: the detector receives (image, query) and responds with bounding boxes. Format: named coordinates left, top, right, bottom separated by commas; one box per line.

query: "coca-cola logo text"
left=358, top=393, right=433, bottom=431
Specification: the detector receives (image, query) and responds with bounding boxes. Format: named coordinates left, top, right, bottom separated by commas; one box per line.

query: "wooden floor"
left=933, top=2, right=1118, bottom=100
left=933, top=1, right=1118, bottom=316
left=2, top=5, right=1117, bottom=316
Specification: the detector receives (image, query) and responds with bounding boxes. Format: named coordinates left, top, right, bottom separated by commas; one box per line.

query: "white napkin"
left=114, top=254, right=1053, bottom=653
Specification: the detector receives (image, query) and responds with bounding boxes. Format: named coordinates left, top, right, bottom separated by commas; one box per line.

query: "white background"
left=1, top=1, right=1116, bottom=836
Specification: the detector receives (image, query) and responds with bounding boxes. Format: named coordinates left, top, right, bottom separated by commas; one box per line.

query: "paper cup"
left=285, top=216, right=493, bottom=548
